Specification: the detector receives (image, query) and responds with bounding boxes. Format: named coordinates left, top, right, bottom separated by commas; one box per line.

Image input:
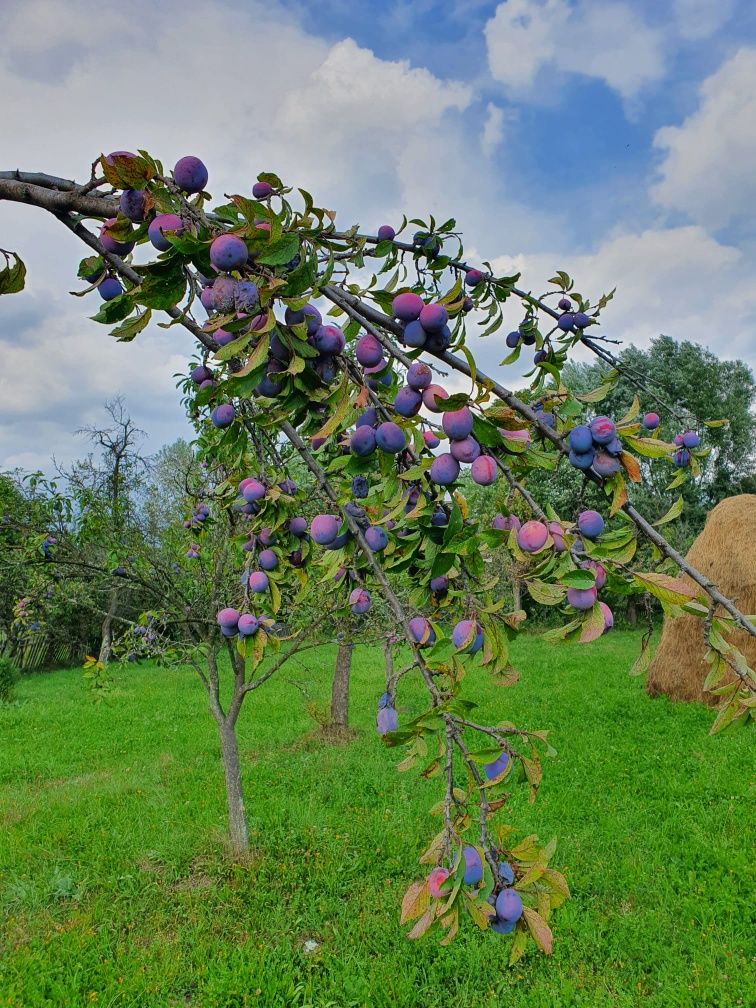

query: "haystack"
left=646, top=494, right=756, bottom=704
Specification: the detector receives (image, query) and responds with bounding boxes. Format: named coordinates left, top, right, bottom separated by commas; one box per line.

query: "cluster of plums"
left=567, top=415, right=622, bottom=477
left=391, top=292, right=453, bottom=355
left=216, top=607, right=268, bottom=639
left=40, top=535, right=57, bottom=558
left=428, top=841, right=523, bottom=936
left=673, top=430, right=700, bottom=468
left=183, top=500, right=210, bottom=530
left=493, top=509, right=613, bottom=627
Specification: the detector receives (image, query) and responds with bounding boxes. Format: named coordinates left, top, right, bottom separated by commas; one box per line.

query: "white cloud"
left=489, top=225, right=756, bottom=371
left=485, top=0, right=666, bottom=99
left=481, top=102, right=505, bottom=156
left=651, top=47, right=756, bottom=232
left=673, top=0, right=736, bottom=41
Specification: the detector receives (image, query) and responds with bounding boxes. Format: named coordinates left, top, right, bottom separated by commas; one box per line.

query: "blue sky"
left=1, top=0, right=755, bottom=471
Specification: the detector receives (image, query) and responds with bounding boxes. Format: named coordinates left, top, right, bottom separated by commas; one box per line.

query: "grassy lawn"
left=0, top=631, right=753, bottom=1008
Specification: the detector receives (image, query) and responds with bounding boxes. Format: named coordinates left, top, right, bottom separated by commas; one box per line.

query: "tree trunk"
left=626, top=598, right=638, bottom=627
left=97, top=585, right=119, bottom=663
left=330, top=641, right=353, bottom=728
left=217, top=718, right=249, bottom=856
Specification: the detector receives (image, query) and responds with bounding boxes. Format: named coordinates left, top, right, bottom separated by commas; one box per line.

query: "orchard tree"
left=1, top=154, right=755, bottom=960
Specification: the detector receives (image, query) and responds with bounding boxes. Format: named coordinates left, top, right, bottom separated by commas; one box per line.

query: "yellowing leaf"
left=654, top=495, right=684, bottom=527
left=619, top=451, right=641, bottom=483
left=401, top=881, right=430, bottom=924
left=522, top=907, right=553, bottom=954
left=633, top=572, right=700, bottom=606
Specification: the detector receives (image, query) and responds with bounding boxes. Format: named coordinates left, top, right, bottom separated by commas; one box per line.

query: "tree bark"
left=330, top=641, right=353, bottom=728
left=97, top=585, right=119, bottom=663
left=217, top=718, right=249, bottom=855
left=626, top=598, right=638, bottom=627
left=512, top=577, right=522, bottom=611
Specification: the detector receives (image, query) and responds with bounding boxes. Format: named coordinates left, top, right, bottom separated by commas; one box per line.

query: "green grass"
left=0, top=632, right=753, bottom=1008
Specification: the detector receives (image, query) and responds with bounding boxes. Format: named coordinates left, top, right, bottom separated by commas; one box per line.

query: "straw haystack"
left=646, top=494, right=756, bottom=704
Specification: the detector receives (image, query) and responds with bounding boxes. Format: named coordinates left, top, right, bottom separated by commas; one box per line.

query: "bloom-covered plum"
left=452, top=619, right=483, bottom=654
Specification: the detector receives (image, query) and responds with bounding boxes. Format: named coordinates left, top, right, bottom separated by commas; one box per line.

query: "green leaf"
left=135, top=259, right=186, bottom=310
left=110, top=309, right=152, bottom=343
left=526, top=580, right=566, bottom=605
left=257, top=234, right=300, bottom=266
left=623, top=434, right=675, bottom=459
left=561, top=569, right=595, bottom=589
left=633, top=572, right=699, bottom=606
left=654, top=495, right=684, bottom=527
left=0, top=251, right=27, bottom=294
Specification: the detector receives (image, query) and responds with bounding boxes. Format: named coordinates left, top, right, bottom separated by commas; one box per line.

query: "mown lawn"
left=0, top=631, right=753, bottom=1008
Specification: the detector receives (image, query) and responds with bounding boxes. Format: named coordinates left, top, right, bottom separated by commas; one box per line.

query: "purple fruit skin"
left=248, top=572, right=269, bottom=593
left=483, top=752, right=510, bottom=779
left=495, top=889, right=523, bottom=923
left=490, top=917, right=517, bottom=935
left=422, top=385, right=448, bottom=412
left=365, top=526, right=388, bottom=552
left=450, top=436, right=481, bottom=464
left=98, top=277, right=123, bottom=301
left=431, top=509, right=448, bottom=527
left=349, top=588, right=371, bottom=614
left=569, top=448, right=595, bottom=471
left=682, top=431, right=700, bottom=448
left=241, top=480, right=266, bottom=502
left=352, top=475, right=369, bottom=499
left=119, top=189, right=147, bottom=222
left=642, top=412, right=660, bottom=430
left=252, top=181, right=273, bottom=199
left=558, top=297, right=571, bottom=310
left=408, top=616, right=435, bottom=646
left=217, top=607, right=240, bottom=628
left=288, top=516, right=308, bottom=538
left=393, top=386, right=423, bottom=418
left=600, top=601, right=614, bottom=630
left=505, top=331, right=520, bottom=349
left=285, top=303, right=322, bottom=334
left=310, top=514, right=340, bottom=545
left=590, top=416, right=616, bottom=445
left=392, top=292, right=424, bottom=322
left=356, top=334, right=384, bottom=367
left=210, top=404, right=235, bottom=428
left=406, top=362, right=433, bottom=391
left=357, top=407, right=379, bottom=428
left=573, top=311, right=590, bottom=328
left=351, top=426, right=377, bottom=457
left=471, top=455, right=498, bottom=485
left=174, top=156, right=208, bottom=194
left=215, top=329, right=235, bottom=347
left=191, top=364, right=213, bottom=384
left=258, top=549, right=278, bottom=571
left=674, top=448, right=691, bottom=467
left=430, top=576, right=448, bottom=596
left=211, top=276, right=237, bottom=312
left=314, top=324, right=346, bottom=356
left=567, top=586, right=598, bottom=610
left=377, top=224, right=396, bottom=241
left=517, top=520, right=549, bottom=553
left=210, top=234, right=248, bottom=272
left=465, top=269, right=484, bottom=287
left=423, top=430, right=441, bottom=449
left=452, top=619, right=483, bottom=654
left=568, top=425, right=593, bottom=454
left=581, top=560, right=607, bottom=590
left=402, top=320, right=427, bottom=348
left=592, top=451, right=620, bottom=477
left=237, top=613, right=259, bottom=637
left=148, top=214, right=183, bottom=251
left=377, top=705, right=399, bottom=735
left=606, top=436, right=623, bottom=456
left=375, top=422, right=407, bottom=454
left=577, top=509, right=605, bottom=540
left=99, top=219, right=134, bottom=256
left=419, top=303, right=448, bottom=332
left=430, top=454, right=460, bottom=485
left=442, top=407, right=474, bottom=441
left=463, top=846, right=483, bottom=885
left=558, top=312, right=575, bottom=331
left=235, top=281, right=259, bottom=313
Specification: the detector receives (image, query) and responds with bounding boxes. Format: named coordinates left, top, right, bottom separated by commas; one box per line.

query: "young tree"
left=1, top=154, right=754, bottom=958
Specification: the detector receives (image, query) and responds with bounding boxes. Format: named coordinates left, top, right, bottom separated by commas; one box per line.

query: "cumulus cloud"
left=481, top=102, right=505, bottom=156
left=0, top=1, right=484, bottom=470
left=485, top=0, right=666, bottom=100
left=651, top=47, right=756, bottom=232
